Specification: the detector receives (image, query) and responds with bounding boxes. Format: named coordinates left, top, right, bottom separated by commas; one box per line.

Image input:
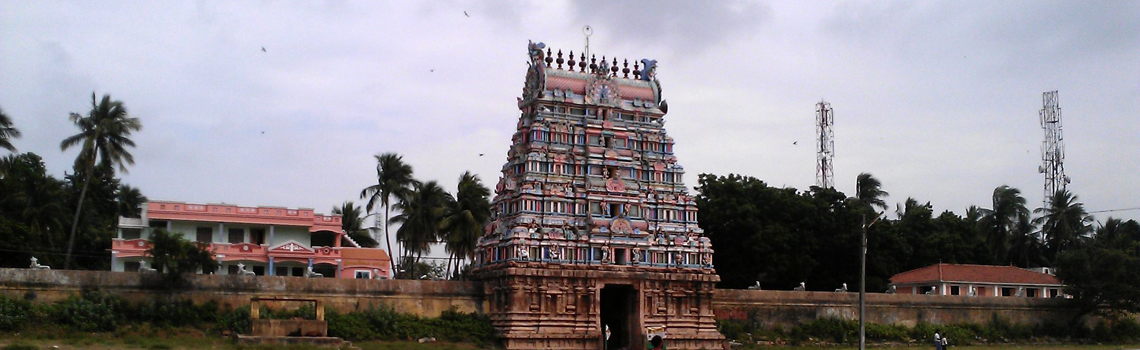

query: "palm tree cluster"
left=359, top=153, right=491, bottom=279
left=858, top=173, right=1099, bottom=268
left=0, top=94, right=146, bottom=270
left=698, top=172, right=1123, bottom=291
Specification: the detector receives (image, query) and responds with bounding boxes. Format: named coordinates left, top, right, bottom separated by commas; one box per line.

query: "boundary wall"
left=0, top=269, right=1079, bottom=326
left=0, top=268, right=482, bottom=317
left=714, top=289, right=1079, bottom=329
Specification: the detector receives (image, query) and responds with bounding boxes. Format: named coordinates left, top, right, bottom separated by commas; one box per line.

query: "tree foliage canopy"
left=146, top=228, right=218, bottom=288
left=695, top=173, right=1098, bottom=292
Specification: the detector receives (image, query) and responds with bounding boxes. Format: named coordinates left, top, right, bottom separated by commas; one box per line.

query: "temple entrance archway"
left=600, top=284, right=638, bottom=350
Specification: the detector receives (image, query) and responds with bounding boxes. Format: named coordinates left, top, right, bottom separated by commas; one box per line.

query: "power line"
left=1088, top=207, right=1140, bottom=214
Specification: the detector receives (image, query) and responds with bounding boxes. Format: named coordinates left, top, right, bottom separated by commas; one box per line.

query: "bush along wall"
left=716, top=315, right=1140, bottom=348
left=0, top=289, right=495, bottom=346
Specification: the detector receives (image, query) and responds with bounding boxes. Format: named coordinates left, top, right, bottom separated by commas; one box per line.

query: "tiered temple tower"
left=472, top=41, right=723, bottom=350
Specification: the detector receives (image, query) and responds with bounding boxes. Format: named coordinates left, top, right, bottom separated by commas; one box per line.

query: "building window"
left=1001, top=287, right=1015, bottom=297
left=1049, top=288, right=1059, bottom=298
left=950, top=286, right=960, bottom=295
left=124, top=261, right=140, bottom=273
left=149, top=220, right=168, bottom=229
left=122, top=228, right=141, bottom=240
left=251, top=228, right=266, bottom=245
left=196, top=227, right=213, bottom=243
left=355, top=270, right=372, bottom=279
left=227, top=265, right=239, bottom=275
left=228, top=228, right=245, bottom=244
left=1026, top=289, right=1037, bottom=298
left=276, top=267, right=289, bottom=277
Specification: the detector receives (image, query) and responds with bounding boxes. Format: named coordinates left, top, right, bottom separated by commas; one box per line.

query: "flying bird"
left=479, top=153, right=485, bottom=157
left=464, top=11, right=469, bottom=17
left=793, top=141, right=798, bottom=145
left=261, top=47, right=266, bottom=52
left=430, top=69, right=434, bottom=72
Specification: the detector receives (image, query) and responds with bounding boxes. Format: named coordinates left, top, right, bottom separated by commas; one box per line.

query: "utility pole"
left=860, top=212, right=880, bottom=350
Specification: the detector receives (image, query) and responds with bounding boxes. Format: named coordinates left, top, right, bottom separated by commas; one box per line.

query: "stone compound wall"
left=0, top=268, right=482, bottom=317
left=714, top=289, right=1079, bottom=329
left=0, top=269, right=1078, bottom=327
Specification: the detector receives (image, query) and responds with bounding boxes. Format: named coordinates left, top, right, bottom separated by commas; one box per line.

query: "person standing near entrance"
left=647, top=335, right=665, bottom=350
left=933, top=330, right=943, bottom=350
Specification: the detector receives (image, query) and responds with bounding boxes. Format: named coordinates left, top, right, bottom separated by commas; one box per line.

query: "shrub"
left=51, top=290, right=125, bottom=332
left=326, top=305, right=495, bottom=346
left=791, top=318, right=857, bottom=344
left=2, top=344, right=38, bottom=350
left=215, top=306, right=251, bottom=335
left=133, top=298, right=219, bottom=327
left=0, top=296, right=33, bottom=331
left=1110, top=317, right=1140, bottom=342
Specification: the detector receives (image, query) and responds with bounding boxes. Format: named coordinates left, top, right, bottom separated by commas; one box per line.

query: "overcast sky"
left=3, top=1, right=1138, bottom=256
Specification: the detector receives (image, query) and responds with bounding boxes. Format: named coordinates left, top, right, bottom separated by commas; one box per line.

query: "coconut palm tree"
left=1007, top=213, right=1045, bottom=267
left=979, top=185, right=1029, bottom=264
left=115, top=184, right=147, bottom=219
left=1034, top=189, right=1093, bottom=264
left=440, top=171, right=491, bottom=278
left=332, top=201, right=379, bottom=248
left=0, top=107, right=21, bottom=152
left=855, top=173, right=889, bottom=211
left=895, top=197, right=931, bottom=220
left=60, top=93, right=141, bottom=269
left=1094, top=218, right=1140, bottom=249
left=360, top=153, right=416, bottom=274
left=390, top=180, right=453, bottom=278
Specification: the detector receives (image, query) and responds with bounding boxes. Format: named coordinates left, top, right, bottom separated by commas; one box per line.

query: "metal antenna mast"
left=1038, top=91, right=1069, bottom=207
left=583, top=25, right=593, bottom=60
left=816, top=100, right=835, bottom=188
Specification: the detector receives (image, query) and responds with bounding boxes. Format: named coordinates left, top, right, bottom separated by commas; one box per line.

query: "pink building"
left=113, top=201, right=390, bottom=279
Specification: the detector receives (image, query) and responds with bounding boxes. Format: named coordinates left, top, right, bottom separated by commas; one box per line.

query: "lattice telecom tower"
left=816, top=100, right=835, bottom=188
left=1038, top=91, right=1068, bottom=207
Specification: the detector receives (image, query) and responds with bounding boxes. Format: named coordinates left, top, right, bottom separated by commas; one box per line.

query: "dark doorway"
left=600, top=284, right=637, bottom=350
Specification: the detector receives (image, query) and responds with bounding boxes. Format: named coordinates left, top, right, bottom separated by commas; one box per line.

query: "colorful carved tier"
left=473, top=41, right=723, bottom=350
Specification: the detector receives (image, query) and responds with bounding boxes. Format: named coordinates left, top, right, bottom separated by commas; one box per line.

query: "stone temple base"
left=475, top=263, right=725, bottom=350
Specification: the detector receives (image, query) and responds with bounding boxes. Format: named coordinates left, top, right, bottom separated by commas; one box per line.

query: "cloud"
left=567, top=0, right=771, bottom=56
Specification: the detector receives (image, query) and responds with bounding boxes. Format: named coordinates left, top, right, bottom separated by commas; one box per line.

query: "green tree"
left=360, top=153, right=416, bottom=274
left=390, top=180, right=453, bottom=278
left=0, top=153, right=68, bottom=268
left=440, top=171, right=491, bottom=279
left=855, top=173, right=889, bottom=212
left=1006, top=214, right=1046, bottom=268
left=696, top=174, right=822, bottom=289
left=332, top=201, right=379, bottom=248
left=1095, top=218, right=1140, bottom=250
left=0, top=107, right=21, bottom=152
left=60, top=93, right=142, bottom=269
left=1055, top=218, right=1140, bottom=323
left=1034, top=189, right=1093, bottom=264
left=978, top=186, right=1028, bottom=264
left=146, top=228, right=218, bottom=288
left=115, top=184, right=146, bottom=219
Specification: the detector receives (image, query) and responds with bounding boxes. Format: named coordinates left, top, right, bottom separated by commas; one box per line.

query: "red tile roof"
left=890, top=263, right=1061, bottom=285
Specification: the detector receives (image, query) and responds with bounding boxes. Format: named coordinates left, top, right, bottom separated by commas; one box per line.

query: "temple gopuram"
left=472, top=41, right=724, bottom=350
